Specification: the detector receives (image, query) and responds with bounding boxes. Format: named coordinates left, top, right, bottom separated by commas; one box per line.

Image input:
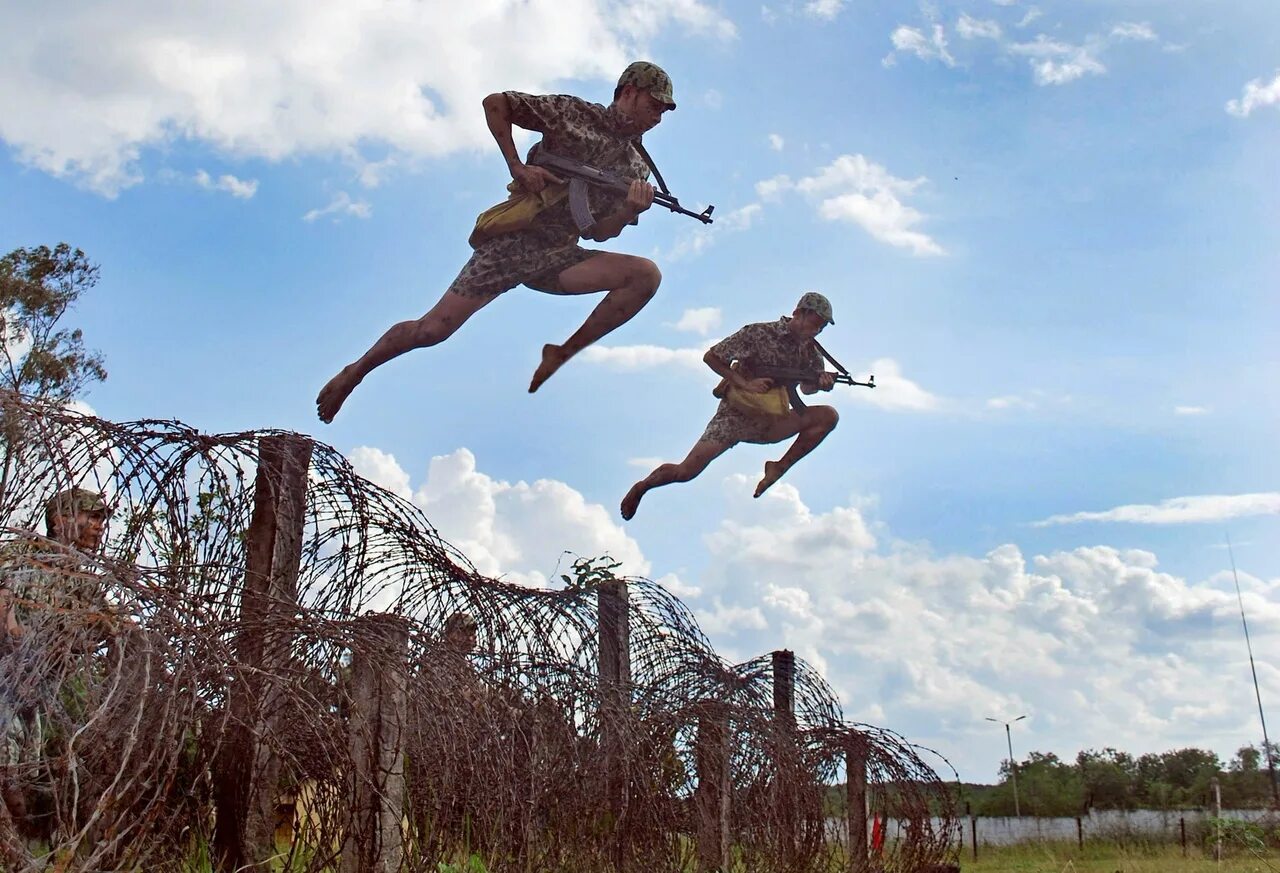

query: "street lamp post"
left=987, top=715, right=1027, bottom=817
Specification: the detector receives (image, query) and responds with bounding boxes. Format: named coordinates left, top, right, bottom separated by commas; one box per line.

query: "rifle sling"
left=631, top=140, right=672, bottom=196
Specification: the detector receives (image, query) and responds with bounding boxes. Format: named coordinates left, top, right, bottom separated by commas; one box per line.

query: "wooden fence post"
left=597, top=579, right=631, bottom=831
left=771, top=650, right=797, bottom=862
left=341, top=614, right=411, bottom=873
left=846, top=740, right=868, bottom=873
left=695, top=700, right=731, bottom=873
left=214, top=434, right=312, bottom=871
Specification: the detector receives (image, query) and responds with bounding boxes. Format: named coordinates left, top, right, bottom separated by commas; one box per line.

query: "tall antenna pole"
left=1227, top=533, right=1280, bottom=806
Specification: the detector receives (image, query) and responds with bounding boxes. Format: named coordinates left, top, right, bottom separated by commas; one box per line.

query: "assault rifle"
left=529, top=147, right=715, bottom=232
left=752, top=366, right=875, bottom=390
left=730, top=337, right=875, bottom=410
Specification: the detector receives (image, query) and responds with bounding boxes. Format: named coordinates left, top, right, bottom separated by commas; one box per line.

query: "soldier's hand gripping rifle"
left=755, top=338, right=875, bottom=410
left=529, top=147, right=715, bottom=232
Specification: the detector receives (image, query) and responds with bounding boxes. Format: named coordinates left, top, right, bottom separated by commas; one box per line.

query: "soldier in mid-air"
left=316, top=62, right=680, bottom=422
left=621, top=293, right=842, bottom=520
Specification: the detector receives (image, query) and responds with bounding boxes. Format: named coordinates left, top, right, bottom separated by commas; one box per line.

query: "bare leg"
left=529, top=253, right=662, bottom=392
left=316, top=291, right=492, bottom=422
left=753, top=405, right=840, bottom=498
left=621, top=440, right=731, bottom=520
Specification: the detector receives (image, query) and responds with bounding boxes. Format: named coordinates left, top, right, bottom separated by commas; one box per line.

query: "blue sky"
left=2, top=0, right=1277, bottom=782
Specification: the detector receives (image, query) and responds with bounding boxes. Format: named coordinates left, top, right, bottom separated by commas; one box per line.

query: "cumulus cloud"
left=884, top=24, right=956, bottom=68
left=348, top=443, right=1279, bottom=779
left=193, top=168, right=258, bottom=198
left=1226, top=71, right=1280, bottom=118
left=886, top=11, right=1160, bottom=86
left=579, top=343, right=708, bottom=372
left=349, top=445, right=650, bottom=587
left=669, top=307, right=723, bottom=336
left=957, top=14, right=1002, bottom=41
left=1008, top=35, right=1107, bottom=85
left=848, top=357, right=940, bottom=411
left=302, top=191, right=371, bottom=222
left=0, top=0, right=734, bottom=195
left=759, top=154, right=944, bottom=256
left=768, top=133, right=785, bottom=151
left=689, top=483, right=1280, bottom=774
left=804, top=0, right=845, bottom=21
left=660, top=202, right=762, bottom=261
left=1034, top=493, right=1280, bottom=527
left=987, top=394, right=1036, bottom=410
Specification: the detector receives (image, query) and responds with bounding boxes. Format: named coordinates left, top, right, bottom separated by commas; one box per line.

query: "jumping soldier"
left=621, top=292, right=841, bottom=520
left=316, top=61, right=679, bottom=422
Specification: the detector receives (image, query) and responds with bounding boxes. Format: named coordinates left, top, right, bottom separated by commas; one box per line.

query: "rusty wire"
left=0, top=394, right=958, bottom=872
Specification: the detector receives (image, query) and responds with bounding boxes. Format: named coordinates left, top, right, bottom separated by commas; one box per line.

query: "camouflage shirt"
left=707, top=317, right=823, bottom=375
left=504, top=91, right=651, bottom=245
left=699, top=317, right=823, bottom=446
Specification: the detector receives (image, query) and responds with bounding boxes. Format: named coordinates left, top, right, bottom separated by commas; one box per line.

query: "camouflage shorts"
left=699, top=400, right=798, bottom=447
left=447, top=230, right=605, bottom=302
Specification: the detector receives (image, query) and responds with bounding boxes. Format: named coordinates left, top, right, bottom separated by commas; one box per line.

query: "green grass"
left=959, top=841, right=1279, bottom=872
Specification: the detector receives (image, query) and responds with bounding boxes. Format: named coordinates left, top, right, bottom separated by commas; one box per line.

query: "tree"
left=0, top=243, right=107, bottom=401
left=1077, top=747, right=1138, bottom=810
left=0, top=243, right=108, bottom=509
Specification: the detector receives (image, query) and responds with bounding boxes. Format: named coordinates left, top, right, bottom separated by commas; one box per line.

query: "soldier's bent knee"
left=630, top=257, right=662, bottom=292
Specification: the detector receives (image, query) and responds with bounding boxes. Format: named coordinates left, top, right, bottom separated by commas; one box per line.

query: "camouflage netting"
left=0, top=394, right=960, bottom=872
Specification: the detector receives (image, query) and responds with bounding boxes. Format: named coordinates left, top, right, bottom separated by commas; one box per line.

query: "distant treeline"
left=828, top=743, right=1278, bottom=818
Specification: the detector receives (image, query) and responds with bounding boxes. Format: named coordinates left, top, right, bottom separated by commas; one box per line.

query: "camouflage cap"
left=45, top=487, right=109, bottom=517
left=444, top=611, right=478, bottom=633
left=618, top=61, right=676, bottom=109
left=796, top=291, right=835, bottom=325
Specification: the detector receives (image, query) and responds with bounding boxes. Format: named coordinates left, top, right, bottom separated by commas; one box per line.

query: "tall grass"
left=960, top=840, right=1279, bottom=872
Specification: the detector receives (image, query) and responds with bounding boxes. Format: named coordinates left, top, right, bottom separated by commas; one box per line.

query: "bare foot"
left=753, top=461, right=787, bottom=498
left=529, top=344, right=570, bottom=393
left=316, top=365, right=363, bottom=423
left=620, top=482, right=647, bottom=520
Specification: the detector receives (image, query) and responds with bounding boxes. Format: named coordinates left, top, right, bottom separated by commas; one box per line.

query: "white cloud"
left=302, top=191, right=371, bottom=223
left=1009, top=35, right=1107, bottom=85
left=348, top=445, right=650, bottom=587
left=703, top=88, right=723, bottom=110
left=1034, top=493, right=1280, bottom=527
left=992, top=0, right=1018, bottom=5
left=957, top=14, right=1002, bottom=41
left=884, top=23, right=956, bottom=68
left=787, top=154, right=944, bottom=256
left=193, top=168, right=258, bottom=198
left=1226, top=71, right=1280, bottom=118
left=0, top=0, right=735, bottom=195
left=720, top=202, right=763, bottom=231
left=348, top=444, right=1280, bottom=780
left=987, top=394, right=1037, bottom=410
left=690, top=484, right=1280, bottom=777
left=579, top=343, right=708, bottom=371
left=1174, top=405, right=1209, bottom=416
left=804, top=0, right=845, bottom=21
left=1110, top=22, right=1157, bottom=42
left=669, top=307, right=723, bottom=336
left=1016, top=7, right=1042, bottom=28
left=755, top=174, right=794, bottom=201
left=660, top=202, right=761, bottom=261
left=767, top=133, right=785, bottom=151
left=849, top=357, right=940, bottom=411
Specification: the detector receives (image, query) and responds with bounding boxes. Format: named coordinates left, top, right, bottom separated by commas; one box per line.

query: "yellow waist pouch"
left=468, top=182, right=569, bottom=248
left=713, top=379, right=792, bottom=418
